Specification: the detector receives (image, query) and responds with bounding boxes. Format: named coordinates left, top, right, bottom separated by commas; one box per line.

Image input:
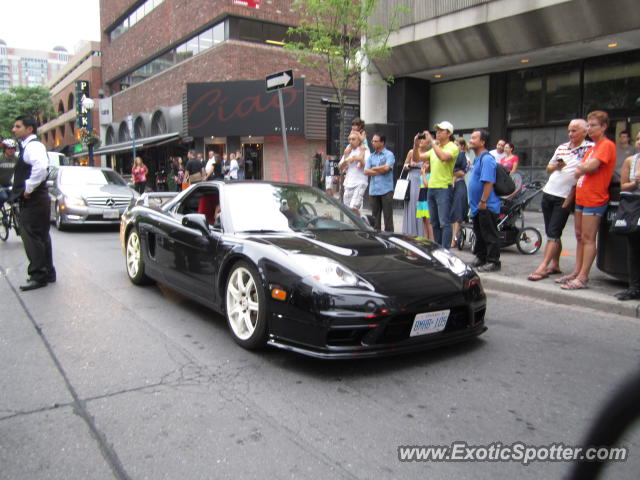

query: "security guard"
left=11, top=115, right=56, bottom=291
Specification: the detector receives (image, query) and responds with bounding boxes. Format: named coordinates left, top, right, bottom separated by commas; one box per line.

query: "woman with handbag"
left=401, top=137, right=429, bottom=236
left=614, top=131, right=640, bottom=300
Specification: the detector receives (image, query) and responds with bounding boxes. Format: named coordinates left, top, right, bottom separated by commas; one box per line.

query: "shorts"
left=343, top=184, right=367, bottom=210
left=541, top=192, right=571, bottom=240
left=575, top=203, right=608, bottom=216
left=325, top=176, right=333, bottom=190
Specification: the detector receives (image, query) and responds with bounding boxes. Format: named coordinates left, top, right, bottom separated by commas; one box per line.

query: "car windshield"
left=60, top=168, right=127, bottom=186
left=224, top=184, right=367, bottom=233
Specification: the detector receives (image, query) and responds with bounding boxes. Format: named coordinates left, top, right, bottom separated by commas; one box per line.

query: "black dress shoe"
left=617, top=289, right=640, bottom=301
left=46, top=273, right=56, bottom=283
left=477, top=262, right=501, bottom=272
left=471, top=257, right=486, bottom=268
left=19, top=279, right=48, bottom=291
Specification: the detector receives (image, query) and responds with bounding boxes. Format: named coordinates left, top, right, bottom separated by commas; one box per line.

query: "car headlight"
left=293, top=254, right=371, bottom=289
left=64, top=196, right=86, bottom=207
left=432, top=248, right=469, bottom=276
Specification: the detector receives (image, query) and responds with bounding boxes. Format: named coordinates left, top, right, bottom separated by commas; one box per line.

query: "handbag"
left=189, top=171, right=203, bottom=183
left=393, top=168, right=411, bottom=201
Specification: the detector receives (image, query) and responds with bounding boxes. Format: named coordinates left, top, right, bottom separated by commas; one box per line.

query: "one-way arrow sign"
left=265, top=69, right=294, bottom=92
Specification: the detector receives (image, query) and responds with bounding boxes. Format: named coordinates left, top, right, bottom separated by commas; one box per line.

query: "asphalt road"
left=1, top=226, right=639, bottom=480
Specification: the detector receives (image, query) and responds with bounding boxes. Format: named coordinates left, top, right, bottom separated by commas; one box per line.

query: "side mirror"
left=361, top=214, right=377, bottom=229
left=182, top=213, right=214, bottom=239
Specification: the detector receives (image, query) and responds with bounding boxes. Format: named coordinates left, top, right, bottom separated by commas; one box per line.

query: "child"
left=416, top=162, right=434, bottom=241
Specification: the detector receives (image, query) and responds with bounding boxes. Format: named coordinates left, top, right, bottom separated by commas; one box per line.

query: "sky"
left=1, top=0, right=101, bottom=54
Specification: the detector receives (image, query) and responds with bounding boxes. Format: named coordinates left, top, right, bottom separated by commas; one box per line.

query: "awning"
left=89, top=132, right=181, bottom=156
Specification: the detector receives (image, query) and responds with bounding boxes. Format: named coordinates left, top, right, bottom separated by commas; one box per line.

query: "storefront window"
left=584, top=51, right=640, bottom=118
left=507, top=63, right=580, bottom=127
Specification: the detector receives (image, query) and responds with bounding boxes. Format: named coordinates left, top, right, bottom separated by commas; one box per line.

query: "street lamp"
left=82, top=96, right=95, bottom=166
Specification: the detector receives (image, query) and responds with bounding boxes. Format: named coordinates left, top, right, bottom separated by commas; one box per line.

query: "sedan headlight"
left=432, top=248, right=469, bottom=276
left=64, top=196, right=86, bottom=207
left=293, top=254, right=371, bottom=289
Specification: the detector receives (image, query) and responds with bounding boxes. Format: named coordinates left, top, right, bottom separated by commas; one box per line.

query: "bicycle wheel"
left=456, top=228, right=466, bottom=251
left=1, top=207, right=9, bottom=241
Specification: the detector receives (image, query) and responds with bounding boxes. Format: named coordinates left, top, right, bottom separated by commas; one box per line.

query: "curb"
left=479, top=273, right=640, bottom=319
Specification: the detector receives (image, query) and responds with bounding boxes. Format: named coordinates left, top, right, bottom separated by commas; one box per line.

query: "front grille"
left=85, top=195, right=131, bottom=208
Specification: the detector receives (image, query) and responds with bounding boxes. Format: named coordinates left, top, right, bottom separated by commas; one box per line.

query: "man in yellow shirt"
left=413, top=121, right=459, bottom=247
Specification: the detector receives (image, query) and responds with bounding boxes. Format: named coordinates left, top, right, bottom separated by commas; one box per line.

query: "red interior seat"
left=197, top=193, right=219, bottom=225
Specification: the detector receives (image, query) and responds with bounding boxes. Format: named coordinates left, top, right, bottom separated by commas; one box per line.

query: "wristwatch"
left=479, top=199, right=487, bottom=204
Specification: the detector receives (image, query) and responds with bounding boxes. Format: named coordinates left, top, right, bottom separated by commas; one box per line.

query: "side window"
left=47, top=167, right=58, bottom=182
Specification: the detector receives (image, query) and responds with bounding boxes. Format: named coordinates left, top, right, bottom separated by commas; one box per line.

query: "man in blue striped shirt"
left=364, top=134, right=395, bottom=231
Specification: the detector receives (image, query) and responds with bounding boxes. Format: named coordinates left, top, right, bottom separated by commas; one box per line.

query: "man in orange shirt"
left=560, top=110, right=616, bottom=290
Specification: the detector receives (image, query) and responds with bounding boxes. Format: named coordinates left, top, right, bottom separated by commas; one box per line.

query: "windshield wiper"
left=239, top=229, right=285, bottom=234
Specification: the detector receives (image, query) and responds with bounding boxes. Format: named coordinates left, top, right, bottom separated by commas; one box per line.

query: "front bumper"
left=268, top=300, right=487, bottom=359
left=60, top=205, right=126, bottom=225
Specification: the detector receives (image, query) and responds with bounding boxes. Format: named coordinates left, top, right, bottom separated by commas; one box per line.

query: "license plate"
left=103, top=209, right=120, bottom=219
left=409, top=309, right=450, bottom=337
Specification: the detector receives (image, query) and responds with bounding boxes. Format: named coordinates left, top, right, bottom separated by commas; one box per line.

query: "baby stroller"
left=457, top=177, right=544, bottom=255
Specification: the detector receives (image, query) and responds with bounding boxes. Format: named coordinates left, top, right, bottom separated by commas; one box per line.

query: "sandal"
left=545, top=268, right=563, bottom=275
left=555, top=273, right=577, bottom=284
left=527, top=271, right=549, bottom=281
left=561, top=278, right=589, bottom=290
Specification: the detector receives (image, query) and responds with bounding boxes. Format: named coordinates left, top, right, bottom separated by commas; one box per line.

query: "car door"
left=157, top=186, right=222, bottom=302
left=46, top=167, right=59, bottom=221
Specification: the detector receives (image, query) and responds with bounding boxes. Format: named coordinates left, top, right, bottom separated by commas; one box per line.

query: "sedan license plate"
left=103, top=209, right=120, bottom=219
left=409, top=309, right=450, bottom=337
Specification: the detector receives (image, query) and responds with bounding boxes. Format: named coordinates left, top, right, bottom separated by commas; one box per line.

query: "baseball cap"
left=434, top=121, right=454, bottom=134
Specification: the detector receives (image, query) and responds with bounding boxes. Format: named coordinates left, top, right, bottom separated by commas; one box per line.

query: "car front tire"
left=126, top=229, right=152, bottom=285
left=225, top=261, right=268, bottom=349
left=55, top=204, right=66, bottom=231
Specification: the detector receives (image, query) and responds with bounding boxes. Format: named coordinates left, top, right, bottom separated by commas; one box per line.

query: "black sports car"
left=120, top=181, right=486, bottom=358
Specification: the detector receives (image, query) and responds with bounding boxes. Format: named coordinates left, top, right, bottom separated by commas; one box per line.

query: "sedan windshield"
left=224, top=184, right=367, bottom=233
left=60, top=168, right=127, bottom=186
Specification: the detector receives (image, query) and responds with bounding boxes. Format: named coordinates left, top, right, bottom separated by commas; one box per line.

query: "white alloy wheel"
left=225, top=262, right=267, bottom=348
left=126, top=229, right=151, bottom=285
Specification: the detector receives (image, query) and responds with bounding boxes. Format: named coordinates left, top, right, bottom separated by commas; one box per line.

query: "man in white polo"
left=339, top=131, right=370, bottom=216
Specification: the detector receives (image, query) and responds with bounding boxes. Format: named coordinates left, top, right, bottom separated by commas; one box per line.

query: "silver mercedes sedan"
left=47, top=166, right=139, bottom=230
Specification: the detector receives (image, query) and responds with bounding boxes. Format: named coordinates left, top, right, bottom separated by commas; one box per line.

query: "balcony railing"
left=372, top=0, right=492, bottom=28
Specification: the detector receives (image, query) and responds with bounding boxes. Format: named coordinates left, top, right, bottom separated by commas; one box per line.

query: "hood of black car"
left=255, top=230, right=448, bottom=273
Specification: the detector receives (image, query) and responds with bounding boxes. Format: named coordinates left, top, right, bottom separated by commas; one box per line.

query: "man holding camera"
left=414, top=121, right=458, bottom=248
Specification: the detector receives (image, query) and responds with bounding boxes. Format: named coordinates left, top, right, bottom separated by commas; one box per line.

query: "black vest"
left=12, top=138, right=47, bottom=200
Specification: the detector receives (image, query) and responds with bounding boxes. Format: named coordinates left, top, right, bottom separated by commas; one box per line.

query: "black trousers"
left=627, top=233, right=640, bottom=290
left=370, top=191, right=394, bottom=232
left=19, top=190, right=55, bottom=282
left=472, top=209, right=500, bottom=264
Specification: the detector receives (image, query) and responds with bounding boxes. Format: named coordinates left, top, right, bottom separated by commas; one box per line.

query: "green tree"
left=0, top=86, right=56, bottom=139
left=286, top=0, right=405, bottom=150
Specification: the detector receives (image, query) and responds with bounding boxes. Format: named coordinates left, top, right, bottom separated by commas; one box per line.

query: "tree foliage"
left=0, top=86, right=56, bottom=139
left=286, top=0, right=405, bottom=144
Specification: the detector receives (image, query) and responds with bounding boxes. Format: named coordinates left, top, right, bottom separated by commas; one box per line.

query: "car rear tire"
left=516, top=227, right=542, bottom=255
left=225, top=261, right=268, bottom=350
left=126, top=229, right=152, bottom=285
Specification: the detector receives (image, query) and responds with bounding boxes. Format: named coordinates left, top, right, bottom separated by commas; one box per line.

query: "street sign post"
left=266, top=70, right=294, bottom=182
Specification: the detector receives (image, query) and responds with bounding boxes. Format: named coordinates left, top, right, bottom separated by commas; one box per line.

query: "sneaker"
left=477, top=262, right=501, bottom=272
left=470, top=257, right=486, bottom=268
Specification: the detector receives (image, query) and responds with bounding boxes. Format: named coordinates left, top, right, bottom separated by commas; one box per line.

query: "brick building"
left=39, top=41, right=103, bottom=163
left=97, top=0, right=354, bottom=184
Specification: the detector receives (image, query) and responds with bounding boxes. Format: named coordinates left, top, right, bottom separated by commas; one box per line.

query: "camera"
left=417, top=133, right=426, bottom=139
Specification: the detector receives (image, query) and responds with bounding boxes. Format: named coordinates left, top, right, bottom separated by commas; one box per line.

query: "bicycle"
left=1, top=200, right=20, bottom=241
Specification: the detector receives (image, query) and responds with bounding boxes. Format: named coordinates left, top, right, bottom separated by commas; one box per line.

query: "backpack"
left=494, top=162, right=516, bottom=197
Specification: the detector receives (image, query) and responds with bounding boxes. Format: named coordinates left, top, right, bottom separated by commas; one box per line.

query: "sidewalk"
left=368, top=206, right=639, bottom=318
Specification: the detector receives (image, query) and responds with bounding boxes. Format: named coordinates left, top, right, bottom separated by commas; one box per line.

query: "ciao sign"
left=187, top=80, right=304, bottom=137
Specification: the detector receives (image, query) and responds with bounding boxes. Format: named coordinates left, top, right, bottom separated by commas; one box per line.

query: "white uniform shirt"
left=20, top=134, right=48, bottom=194
left=543, top=139, right=594, bottom=199
left=340, top=146, right=370, bottom=188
